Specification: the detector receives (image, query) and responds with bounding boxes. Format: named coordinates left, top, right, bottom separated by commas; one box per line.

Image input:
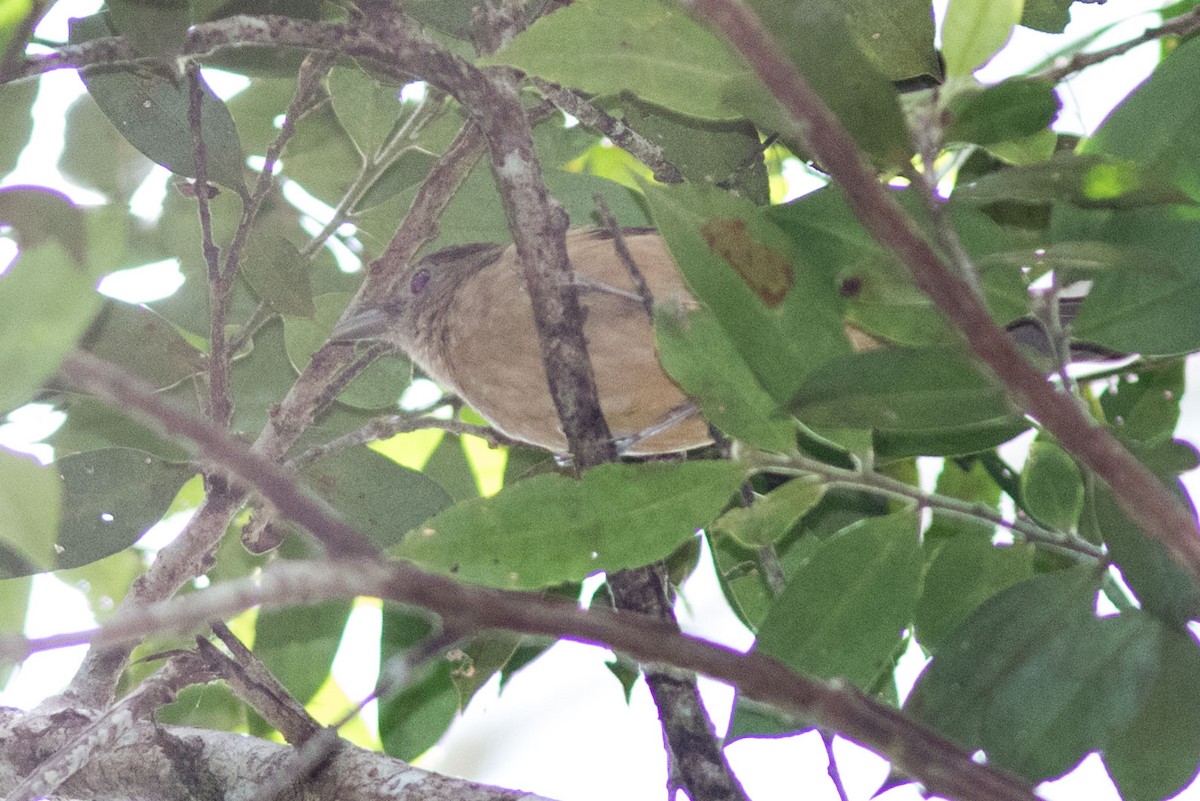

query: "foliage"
left=2, top=1, right=1200, bottom=800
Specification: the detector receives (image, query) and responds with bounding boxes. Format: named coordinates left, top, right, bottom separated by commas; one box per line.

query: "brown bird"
left=333, top=228, right=712, bottom=455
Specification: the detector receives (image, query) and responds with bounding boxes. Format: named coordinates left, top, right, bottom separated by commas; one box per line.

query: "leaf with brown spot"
left=701, top=218, right=793, bottom=307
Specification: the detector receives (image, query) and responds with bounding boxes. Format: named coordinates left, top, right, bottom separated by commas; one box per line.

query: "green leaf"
left=482, top=0, right=753, bottom=121
left=379, top=605, right=456, bottom=760
left=242, top=233, right=315, bottom=318
left=1090, top=482, right=1200, bottom=628
left=0, top=186, right=88, bottom=266
left=953, top=153, right=1192, bottom=208
left=915, top=536, right=1034, bottom=651
left=754, top=511, right=919, bottom=685
left=390, top=461, right=745, bottom=589
left=730, top=511, right=920, bottom=738
left=739, top=0, right=912, bottom=164
left=0, top=1, right=33, bottom=64
left=1082, top=35, right=1200, bottom=202
left=327, top=66, right=408, bottom=158
left=1020, top=0, right=1071, bottom=32
left=0, top=448, right=61, bottom=573
left=283, top=293, right=412, bottom=410
left=54, top=448, right=194, bottom=572
left=843, top=0, right=941, bottom=81
left=713, top=477, right=826, bottom=548
left=618, top=97, right=769, bottom=203
left=1062, top=207, right=1200, bottom=355
left=106, top=0, right=190, bottom=59
left=0, top=80, right=37, bottom=179
left=301, top=447, right=452, bottom=552
left=644, top=182, right=850, bottom=404
left=1105, top=626, right=1200, bottom=801
left=945, top=79, right=1060, bottom=146
left=787, top=347, right=1016, bottom=433
left=0, top=572, right=31, bottom=686
left=0, top=242, right=103, bottom=413
left=654, top=304, right=796, bottom=452
left=81, top=301, right=206, bottom=389
left=69, top=13, right=247, bottom=194
left=1020, top=438, right=1083, bottom=531
left=254, top=599, right=352, bottom=704
left=941, top=0, right=1023, bottom=77
left=907, top=566, right=1160, bottom=781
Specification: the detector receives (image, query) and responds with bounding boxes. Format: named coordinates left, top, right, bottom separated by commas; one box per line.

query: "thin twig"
left=593, top=194, right=655, bottom=320
left=750, top=451, right=1104, bottom=560
left=186, top=64, right=234, bottom=429
left=533, top=78, right=685, bottom=184
left=289, top=414, right=519, bottom=470
left=1036, top=6, right=1200, bottom=84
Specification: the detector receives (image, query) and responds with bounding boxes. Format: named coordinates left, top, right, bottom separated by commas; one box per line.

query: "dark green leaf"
left=1082, top=35, right=1200, bottom=202
left=1020, top=438, right=1083, bottom=531
left=0, top=186, right=88, bottom=266
left=907, top=566, right=1160, bottom=780
left=254, top=599, right=352, bottom=704
left=81, top=301, right=206, bottom=390
left=390, top=461, right=744, bottom=589
left=242, top=233, right=315, bottom=318
left=0, top=449, right=60, bottom=573
left=945, top=79, right=1060, bottom=146
left=753, top=511, right=919, bottom=685
left=70, top=13, right=247, bottom=194
left=54, top=448, right=194, bottom=572
left=1063, top=207, right=1200, bottom=355
left=915, top=536, right=1034, bottom=650
left=1020, top=0, right=1071, bottom=32
left=618, top=97, right=769, bottom=203
left=1090, top=482, right=1200, bottom=628
left=0, top=242, right=103, bottom=413
left=953, top=153, right=1191, bottom=208
left=482, top=0, right=754, bottom=121
left=731, top=511, right=920, bottom=739
left=739, top=0, right=911, bottom=164
left=379, top=605, right=456, bottom=760
left=788, top=347, right=1016, bottom=432
left=713, top=477, right=826, bottom=548
left=844, top=0, right=940, bottom=80
left=654, top=305, right=796, bottom=452
left=354, top=148, right=439, bottom=212
left=302, top=447, right=451, bottom=552
left=1105, top=626, right=1200, bottom=801
left=106, top=0, right=190, bottom=58
left=0, top=81, right=37, bottom=178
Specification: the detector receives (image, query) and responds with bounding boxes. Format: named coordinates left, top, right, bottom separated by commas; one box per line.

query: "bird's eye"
left=410, top=268, right=431, bottom=295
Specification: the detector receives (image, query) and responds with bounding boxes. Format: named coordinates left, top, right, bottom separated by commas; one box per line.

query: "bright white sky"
left=1, top=2, right=1197, bottom=801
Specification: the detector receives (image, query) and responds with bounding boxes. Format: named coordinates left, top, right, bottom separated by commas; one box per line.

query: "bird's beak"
left=330, top=306, right=392, bottom=342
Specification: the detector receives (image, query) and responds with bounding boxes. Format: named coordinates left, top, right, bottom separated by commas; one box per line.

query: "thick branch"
left=0, top=708, right=552, bottom=801
left=684, top=0, right=1200, bottom=584
left=0, top=556, right=1038, bottom=801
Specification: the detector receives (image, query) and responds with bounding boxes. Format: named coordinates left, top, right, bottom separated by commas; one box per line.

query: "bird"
left=331, top=227, right=1119, bottom=457
left=332, top=227, right=712, bottom=455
